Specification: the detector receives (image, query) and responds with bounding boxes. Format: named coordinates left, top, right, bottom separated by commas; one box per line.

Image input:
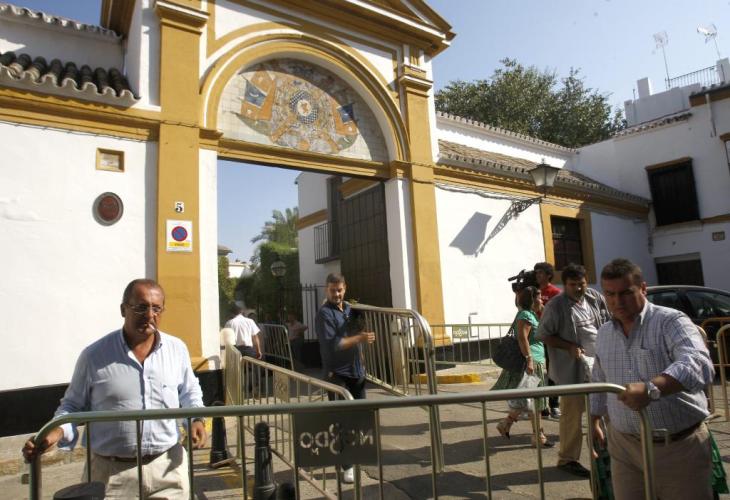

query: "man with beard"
left=22, top=279, right=206, bottom=499
left=315, top=272, right=375, bottom=484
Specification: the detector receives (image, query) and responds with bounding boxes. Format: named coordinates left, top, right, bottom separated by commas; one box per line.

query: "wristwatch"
left=646, top=381, right=661, bottom=401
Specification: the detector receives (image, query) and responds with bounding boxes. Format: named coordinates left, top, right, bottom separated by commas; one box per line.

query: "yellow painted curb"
left=415, top=373, right=482, bottom=384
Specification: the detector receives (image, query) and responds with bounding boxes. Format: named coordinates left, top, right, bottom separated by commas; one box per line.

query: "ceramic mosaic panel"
left=218, top=59, right=388, bottom=162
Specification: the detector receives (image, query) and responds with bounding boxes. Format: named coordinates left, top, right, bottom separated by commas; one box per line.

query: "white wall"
left=650, top=222, right=730, bottom=289
left=199, top=148, right=219, bottom=361
left=435, top=186, right=546, bottom=325
left=126, top=0, right=160, bottom=108
left=0, top=16, right=123, bottom=71
left=296, top=172, right=340, bottom=288
left=384, top=178, right=416, bottom=309
left=591, top=212, right=656, bottom=285
left=0, top=123, right=156, bottom=391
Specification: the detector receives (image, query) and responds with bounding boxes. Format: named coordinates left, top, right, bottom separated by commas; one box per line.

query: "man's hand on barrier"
left=590, top=416, right=606, bottom=459
left=618, top=382, right=650, bottom=411
left=22, top=427, right=64, bottom=463
left=361, top=331, right=376, bottom=344
left=191, top=420, right=207, bottom=449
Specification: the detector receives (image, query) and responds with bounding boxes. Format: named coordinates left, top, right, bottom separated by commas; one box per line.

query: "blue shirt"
left=316, top=301, right=364, bottom=379
left=56, top=329, right=204, bottom=457
left=590, top=301, right=714, bottom=434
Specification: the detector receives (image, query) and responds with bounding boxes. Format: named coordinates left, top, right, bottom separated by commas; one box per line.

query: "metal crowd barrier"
left=430, top=323, right=512, bottom=366
left=350, top=303, right=445, bottom=471
left=259, top=323, right=295, bottom=370
left=226, top=344, right=357, bottom=499
left=28, top=383, right=656, bottom=500
left=711, top=323, right=730, bottom=421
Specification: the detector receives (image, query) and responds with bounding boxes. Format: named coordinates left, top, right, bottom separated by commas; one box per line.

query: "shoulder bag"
left=492, top=321, right=527, bottom=373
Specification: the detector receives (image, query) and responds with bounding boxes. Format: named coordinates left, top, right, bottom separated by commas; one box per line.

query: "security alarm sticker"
left=166, top=220, right=193, bottom=252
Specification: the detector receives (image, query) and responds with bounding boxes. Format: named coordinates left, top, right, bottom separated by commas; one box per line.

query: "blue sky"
left=14, top=0, right=730, bottom=262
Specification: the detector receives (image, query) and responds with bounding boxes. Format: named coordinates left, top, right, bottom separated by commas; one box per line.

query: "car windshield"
left=646, top=291, right=692, bottom=316
left=685, top=291, right=730, bottom=320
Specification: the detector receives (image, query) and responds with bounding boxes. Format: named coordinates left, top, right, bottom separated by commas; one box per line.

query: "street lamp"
left=512, top=159, right=561, bottom=214
left=270, top=258, right=287, bottom=323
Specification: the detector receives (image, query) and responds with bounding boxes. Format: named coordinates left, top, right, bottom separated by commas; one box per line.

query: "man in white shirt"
left=225, top=307, right=262, bottom=359
left=22, top=279, right=206, bottom=499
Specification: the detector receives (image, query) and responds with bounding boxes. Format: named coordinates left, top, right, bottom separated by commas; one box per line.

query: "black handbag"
left=492, top=322, right=526, bottom=373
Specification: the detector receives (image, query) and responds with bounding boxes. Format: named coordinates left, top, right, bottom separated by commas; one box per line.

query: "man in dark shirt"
left=315, top=272, right=375, bottom=483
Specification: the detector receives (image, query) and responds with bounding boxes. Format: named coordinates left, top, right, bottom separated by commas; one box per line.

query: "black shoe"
left=557, top=461, right=590, bottom=478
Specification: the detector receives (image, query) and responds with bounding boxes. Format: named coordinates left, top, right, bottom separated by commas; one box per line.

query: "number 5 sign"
left=166, top=220, right=193, bottom=253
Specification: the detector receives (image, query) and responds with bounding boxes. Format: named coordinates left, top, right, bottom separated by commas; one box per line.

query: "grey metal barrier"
left=259, top=323, right=295, bottom=370
left=711, top=323, right=730, bottom=421
left=431, top=323, right=512, bottom=366
left=28, top=383, right=656, bottom=500
left=228, top=344, right=358, bottom=499
left=350, top=303, right=445, bottom=471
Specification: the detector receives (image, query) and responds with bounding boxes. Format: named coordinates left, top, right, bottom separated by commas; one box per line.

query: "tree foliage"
left=251, top=207, right=299, bottom=247
left=435, top=58, right=625, bottom=148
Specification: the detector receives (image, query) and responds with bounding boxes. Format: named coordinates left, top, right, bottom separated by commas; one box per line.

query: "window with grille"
left=647, top=160, right=699, bottom=226
left=551, top=216, right=584, bottom=270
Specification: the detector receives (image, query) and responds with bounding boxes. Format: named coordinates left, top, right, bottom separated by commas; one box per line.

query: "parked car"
left=646, top=285, right=730, bottom=369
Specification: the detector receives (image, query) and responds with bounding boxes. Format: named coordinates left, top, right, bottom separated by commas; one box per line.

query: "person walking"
left=591, top=258, right=715, bottom=499
left=534, top=261, right=562, bottom=419
left=315, top=272, right=375, bottom=483
left=493, top=286, right=554, bottom=448
left=537, top=263, right=610, bottom=478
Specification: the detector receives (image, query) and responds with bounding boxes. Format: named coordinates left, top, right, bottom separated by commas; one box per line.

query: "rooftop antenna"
left=697, top=24, right=722, bottom=60
left=653, top=31, right=671, bottom=89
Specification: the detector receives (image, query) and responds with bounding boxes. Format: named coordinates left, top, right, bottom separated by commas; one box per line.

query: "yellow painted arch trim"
left=200, top=33, right=409, bottom=163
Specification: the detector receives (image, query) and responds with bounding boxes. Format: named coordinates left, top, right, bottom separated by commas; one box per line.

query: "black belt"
left=651, top=421, right=703, bottom=444
left=95, top=449, right=167, bottom=464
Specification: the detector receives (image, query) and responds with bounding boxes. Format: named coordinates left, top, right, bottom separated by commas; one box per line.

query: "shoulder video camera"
left=508, top=269, right=538, bottom=293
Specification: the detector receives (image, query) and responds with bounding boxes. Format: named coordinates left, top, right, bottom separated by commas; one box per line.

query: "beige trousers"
left=607, top=422, right=712, bottom=500
left=558, top=394, right=586, bottom=465
left=84, top=443, right=189, bottom=499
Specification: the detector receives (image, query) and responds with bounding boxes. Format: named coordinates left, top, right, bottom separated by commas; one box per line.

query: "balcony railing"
left=313, top=220, right=339, bottom=263
left=666, top=65, right=723, bottom=90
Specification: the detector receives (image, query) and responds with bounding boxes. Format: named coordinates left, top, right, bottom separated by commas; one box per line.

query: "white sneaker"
left=342, top=467, right=354, bottom=484
left=550, top=408, right=561, bottom=419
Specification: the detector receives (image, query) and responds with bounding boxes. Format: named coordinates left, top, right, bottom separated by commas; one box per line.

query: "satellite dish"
left=697, top=24, right=718, bottom=40
left=697, top=23, right=722, bottom=59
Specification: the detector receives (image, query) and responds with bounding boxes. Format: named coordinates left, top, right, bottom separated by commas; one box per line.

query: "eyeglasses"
left=126, top=303, right=164, bottom=316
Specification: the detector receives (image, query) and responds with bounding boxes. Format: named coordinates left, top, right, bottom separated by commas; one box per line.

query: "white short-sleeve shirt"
left=225, top=314, right=260, bottom=347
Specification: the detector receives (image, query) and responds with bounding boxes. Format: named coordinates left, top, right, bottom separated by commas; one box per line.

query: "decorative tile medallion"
left=218, top=59, right=387, bottom=161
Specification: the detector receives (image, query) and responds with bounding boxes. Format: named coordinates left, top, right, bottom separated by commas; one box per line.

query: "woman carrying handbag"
left=492, top=286, right=554, bottom=448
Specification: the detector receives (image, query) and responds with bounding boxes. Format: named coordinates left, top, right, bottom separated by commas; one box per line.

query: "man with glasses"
left=22, top=279, right=206, bottom=499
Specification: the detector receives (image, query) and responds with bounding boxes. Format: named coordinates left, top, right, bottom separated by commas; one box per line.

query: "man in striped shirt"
left=591, top=258, right=714, bottom=499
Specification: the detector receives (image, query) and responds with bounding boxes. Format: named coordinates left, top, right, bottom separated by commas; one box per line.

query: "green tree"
left=218, top=255, right=237, bottom=326
left=251, top=207, right=299, bottom=247
left=435, top=58, right=624, bottom=148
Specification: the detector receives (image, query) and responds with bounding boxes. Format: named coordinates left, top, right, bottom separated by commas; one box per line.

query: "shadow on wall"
left=450, top=205, right=524, bottom=257
left=449, top=212, right=491, bottom=255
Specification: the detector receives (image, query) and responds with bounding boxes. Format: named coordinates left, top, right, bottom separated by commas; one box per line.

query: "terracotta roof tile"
left=438, top=139, right=649, bottom=206
left=0, top=2, right=120, bottom=39
left=0, top=50, right=139, bottom=106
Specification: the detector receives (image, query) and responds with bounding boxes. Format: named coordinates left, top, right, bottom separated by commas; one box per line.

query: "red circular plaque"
left=93, top=192, right=123, bottom=225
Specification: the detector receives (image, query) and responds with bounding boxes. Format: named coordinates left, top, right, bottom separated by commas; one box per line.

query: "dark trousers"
left=326, top=373, right=366, bottom=472
left=237, top=345, right=258, bottom=393
left=543, top=348, right=559, bottom=410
